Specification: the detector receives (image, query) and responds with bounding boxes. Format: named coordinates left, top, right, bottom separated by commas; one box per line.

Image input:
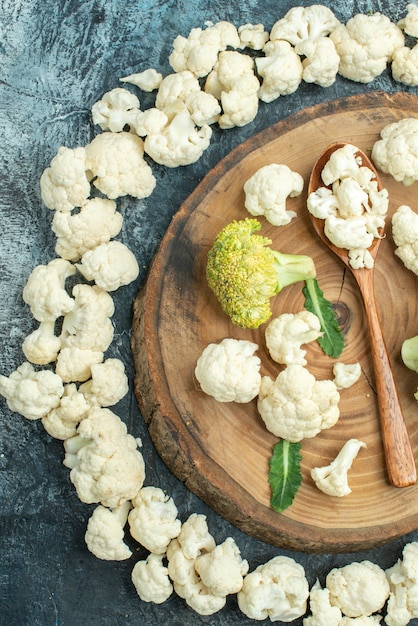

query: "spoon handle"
left=357, top=270, right=417, bottom=487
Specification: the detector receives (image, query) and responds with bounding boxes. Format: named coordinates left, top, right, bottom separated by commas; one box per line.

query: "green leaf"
left=269, top=440, right=302, bottom=513
left=303, top=277, right=344, bottom=358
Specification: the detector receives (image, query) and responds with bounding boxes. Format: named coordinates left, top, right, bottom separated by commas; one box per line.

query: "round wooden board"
left=131, top=92, right=418, bottom=553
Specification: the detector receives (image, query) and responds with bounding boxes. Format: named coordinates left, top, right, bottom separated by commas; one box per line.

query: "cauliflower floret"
left=386, top=542, right=418, bottom=626
left=175, top=513, right=216, bottom=560
left=392, top=44, right=418, bottom=87
left=0, top=361, right=63, bottom=420
left=257, top=364, right=340, bottom=442
left=51, top=197, right=123, bottom=261
left=348, top=248, right=375, bottom=270
left=237, top=23, right=269, bottom=50
left=392, top=205, right=418, bottom=275
left=333, top=362, right=361, bottom=390
left=128, top=486, right=181, bottom=554
left=324, top=215, right=374, bottom=251
left=40, top=146, right=91, bottom=212
left=339, top=617, right=382, bottom=625
left=84, top=501, right=132, bottom=561
left=119, top=68, right=163, bottom=91
left=55, top=346, right=104, bottom=383
left=131, top=553, right=173, bottom=604
left=42, top=383, right=90, bottom=440
left=311, top=438, right=366, bottom=497
left=184, top=90, right=221, bottom=126
left=265, top=311, right=322, bottom=366
left=243, top=163, right=304, bottom=226
left=306, top=186, right=340, bottom=219
left=256, top=40, right=303, bottom=103
left=330, top=13, right=404, bottom=83
left=270, top=5, right=340, bottom=46
left=22, top=320, right=61, bottom=365
left=78, top=359, right=128, bottom=408
left=332, top=177, right=370, bottom=218
left=144, top=100, right=212, bottom=167
left=297, top=37, right=340, bottom=88
left=76, top=240, right=140, bottom=292
left=91, top=87, right=141, bottom=132
left=372, top=118, right=418, bottom=186
left=85, top=131, right=156, bottom=199
left=22, top=258, right=76, bottom=322
left=237, top=555, right=309, bottom=622
left=398, top=3, right=418, bottom=37
left=195, top=338, right=261, bottom=403
left=60, top=284, right=115, bottom=352
left=321, top=143, right=362, bottom=186
left=194, top=537, right=249, bottom=597
left=326, top=561, right=390, bottom=617
left=132, top=107, right=168, bottom=137
left=155, top=70, right=201, bottom=110
left=63, top=407, right=145, bottom=508
left=169, top=21, right=240, bottom=78
left=303, top=580, right=342, bottom=626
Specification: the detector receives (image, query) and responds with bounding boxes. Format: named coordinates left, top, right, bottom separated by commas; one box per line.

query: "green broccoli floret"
left=206, top=218, right=317, bottom=328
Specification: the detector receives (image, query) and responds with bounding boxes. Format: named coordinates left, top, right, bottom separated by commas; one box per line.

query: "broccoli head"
left=206, top=218, right=316, bottom=328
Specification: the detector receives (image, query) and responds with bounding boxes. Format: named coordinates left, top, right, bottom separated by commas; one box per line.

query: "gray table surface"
left=1, top=1, right=418, bottom=624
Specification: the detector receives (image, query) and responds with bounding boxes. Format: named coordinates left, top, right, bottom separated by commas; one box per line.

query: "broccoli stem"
left=273, top=251, right=316, bottom=293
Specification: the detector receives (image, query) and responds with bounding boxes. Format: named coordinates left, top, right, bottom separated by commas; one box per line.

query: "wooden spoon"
left=308, top=141, right=417, bottom=488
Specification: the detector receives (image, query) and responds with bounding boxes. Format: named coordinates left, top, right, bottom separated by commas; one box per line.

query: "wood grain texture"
left=131, top=92, right=418, bottom=552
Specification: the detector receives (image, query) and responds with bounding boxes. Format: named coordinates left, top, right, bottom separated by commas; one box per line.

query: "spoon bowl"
left=308, top=142, right=417, bottom=488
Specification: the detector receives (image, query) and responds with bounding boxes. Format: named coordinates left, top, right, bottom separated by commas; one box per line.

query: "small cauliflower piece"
left=339, top=617, right=382, bottom=625
left=330, top=13, right=404, bottom=83
left=91, top=87, right=141, bottom=132
left=311, top=438, right=366, bottom=497
left=176, top=513, right=216, bottom=560
left=326, top=560, right=390, bottom=618
left=237, top=555, right=309, bottom=622
left=22, top=258, right=76, bottom=322
left=237, top=23, right=269, bottom=50
left=257, top=363, right=340, bottom=442
left=60, top=284, right=115, bottom=352
left=128, top=486, right=181, bottom=554
left=243, top=163, right=303, bottom=226
left=52, top=197, right=123, bottom=262
left=307, top=186, right=340, bottom=219
left=392, top=205, right=418, bottom=275
left=333, top=362, right=362, bottom=390
left=386, top=542, right=418, bottom=626
left=155, top=70, right=201, bottom=110
left=194, top=537, right=249, bottom=597
left=169, top=21, right=240, bottom=78
left=297, top=37, right=340, bottom=88
left=184, top=90, right=221, bottom=126
left=76, top=240, right=139, bottom=292
left=132, top=107, right=168, bottom=137
left=265, top=311, right=322, bottom=366
left=63, top=407, right=145, bottom=508
left=55, top=346, right=103, bottom=383
left=144, top=100, right=212, bottom=167
left=131, top=553, right=173, bottom=604
left=398, top=3, right=418, bottom=38
left=270, top=5, right=340, bottom=46
left=85, top=131, right=156, bottom=199
left=85, top=500, right=132, bottom=561
left=256, top=40, right=303, bottom=103
left=40, top=146, right=91, bottom=213
left=321, top=143, right=362, bottom=186
left=324, top=215, right=374, bottom=251
left=392, top=44, right=418, bottom=87
left=303, top=579, right=342, bottom=626
left=78, top=359, right=128, bottom=408
left=372, top=118, right=418, bottom=186
left=195, top=338, right=261, bottom=403
left=0, top=361, right=64, bottom=420
left=42, top=383, right=90, bottom=440
left=119, top=68, right=163, bottom=91
left=22, top=320, right=61, bottom=365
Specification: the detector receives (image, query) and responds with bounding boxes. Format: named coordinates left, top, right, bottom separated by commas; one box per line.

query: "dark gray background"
left=1, top=1, right=418, bottom=624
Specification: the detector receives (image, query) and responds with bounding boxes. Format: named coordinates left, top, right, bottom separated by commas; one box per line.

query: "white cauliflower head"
left=0, top=361, right=64, bottom=420
left=372, top=118, right=418, bottom=186
left=76, top=240, right=139, bottom=292
left=63, top=407, right=145, bottom=508
left=265, top=311, right=322, bottom=366
left=84, top=501, right=132, bottom=561
left=22, top=258, right=76, bottom=323
left=257, top=364, right=340, bottom=442
left=237, top=555, right=309, bottom=622
left=40, top=146, right=91, bottom=212
left=128, top=486, right=181, bottom=554
left=311, top=438, right=366, bottom=497
left=326, top=560, right=390, bottom=617
left=243, top=163, right=303, bottom=226
left=256, top=40, right=303, bottom=103
left=195, top=338, right=261, bottom=403
left=330, top=13, right=404, bottom=83
left=85, top=131, right=156, bottom=199
left=131, top=553, right=173, bottom=604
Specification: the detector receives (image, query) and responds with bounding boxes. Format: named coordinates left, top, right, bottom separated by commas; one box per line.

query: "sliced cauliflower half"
left=195, top=338, right=261, bottom=403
